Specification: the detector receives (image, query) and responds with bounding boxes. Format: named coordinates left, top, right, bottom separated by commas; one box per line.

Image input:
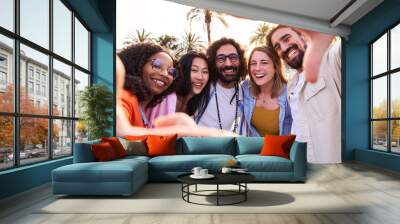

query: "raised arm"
left=117, top=111, right=237, bottom=137
left=294, top=28, right=335, bottom=83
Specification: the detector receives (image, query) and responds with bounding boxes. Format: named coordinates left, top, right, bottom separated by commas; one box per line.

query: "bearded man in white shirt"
left=267, top=25, right=342, bottom=164
left=195, top=38, right=247, bottom=134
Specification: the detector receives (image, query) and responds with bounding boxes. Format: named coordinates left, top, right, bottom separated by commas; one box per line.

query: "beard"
left=283, top=44, right=305, bottom=70
left=217, top=66, right=240, bottom=84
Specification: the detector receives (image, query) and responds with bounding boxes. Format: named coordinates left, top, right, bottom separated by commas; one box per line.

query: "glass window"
left=372, top=77, right=387, bottom=119
left=0, top=0, right=14, bottom=31
left=75, top=120, right=88, bottom=143
left=391, top=24, right=400, bottom=70
left=372, top=121, right=388, bottom=151
left=53, top=119, right=72, bottom=158
left=28, top=81, right=33, bottom=93
left=19, top=117, right=49, bottom=165
left=0, top=71, right=7, bottom=84
left=53, top=59, right=71, bottom=116
left=74, top=18, right=89, bottom=70
left=74, top=69, right=89, bottom=118
left=0, top=0, right=92, bottom=170
left=0, top=116, right=13, bottom=170
left=53, top=0, right=72, bottom=60
left=41, top=85, right=46, bottom=96
left=0, top=54, right=7, bottom=67
left=20, top=44, right=49, bottom=115
left=0, top=34, right=14, bottom=113
left=391, top=120, right=400, bottom=153
left=28, top=67, right=34, bottom=80
left=372, top=33, right=387, bottom=76
left=36, top=83, right=40, bottom=95
left=371, top=24, right=400, bottom=154
left=391, top=72, right=400, bottom=118
left=20, top=0, right=49, bottom=49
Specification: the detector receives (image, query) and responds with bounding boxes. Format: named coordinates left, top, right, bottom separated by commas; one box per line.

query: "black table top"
left=177, top=172, right=255, bottom=185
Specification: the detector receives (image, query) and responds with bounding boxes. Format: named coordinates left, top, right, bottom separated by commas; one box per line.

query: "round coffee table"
left=177, top=173, right=255, bottom=206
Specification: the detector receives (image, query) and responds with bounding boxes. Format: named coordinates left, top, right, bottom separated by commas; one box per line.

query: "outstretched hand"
left=292, top=28, right=335, bottom=83
left=153, top=112, right=197, bottom=128
left=153, top=113, right=238, bottom=137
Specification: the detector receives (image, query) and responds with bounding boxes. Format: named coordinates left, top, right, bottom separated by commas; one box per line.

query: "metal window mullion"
left=48, top=0, right=53, bottom=160
left=387, top=30, right=391, bottom=153
left=14, top=0, right=20, bottom=167
left=88, top=31, right=91, bottom=75
left=71, top=11, right=76, bottom=155
left=370, top=45, right=373, bottom=149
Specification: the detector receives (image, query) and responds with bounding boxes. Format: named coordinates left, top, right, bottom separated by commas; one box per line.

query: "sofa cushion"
left=260, top=135, right=296, bottom=159
left=73, top=139, right=101, bottom=163
left=91, top=142, right=118, bottom=161
left=101, top=137, right=127, bottom=158
left=148, top=154, right=235, bottom=172
left=52, top=158, right=147, bottom=183
left=147, top=135, right=177, bottom=157
left=119, top=138, right=147, bottom=156
left=236, top=155, right=293, bottom=172
left=177, top=137, right=236, bottom=155
left=235, top=137, right=263, bottom=155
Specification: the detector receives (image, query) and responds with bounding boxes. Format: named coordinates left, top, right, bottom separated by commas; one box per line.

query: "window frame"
left=370, top=21, right=400, bottom=154
left=0, top=0, right=92, bottom=171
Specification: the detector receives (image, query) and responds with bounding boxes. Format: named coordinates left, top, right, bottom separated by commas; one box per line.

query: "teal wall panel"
left=0, top=158, right=72, bottom=199
left=355, top=149, right=400, bottom=172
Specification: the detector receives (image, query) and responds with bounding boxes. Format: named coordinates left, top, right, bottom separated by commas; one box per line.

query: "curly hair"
left=175, top=51, right=211, bottom=116
left=117, top=42, right=177, bottom=108
left=206, top=38, right=247, bottom=83
left=248, top=46, right=287, bottom=99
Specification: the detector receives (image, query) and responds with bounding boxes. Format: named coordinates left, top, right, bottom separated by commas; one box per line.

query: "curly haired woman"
left=116, top=42, right=235, bottom=137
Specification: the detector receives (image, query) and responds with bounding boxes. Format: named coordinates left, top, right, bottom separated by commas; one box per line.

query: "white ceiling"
left=167, top=0, right=384, bottom=37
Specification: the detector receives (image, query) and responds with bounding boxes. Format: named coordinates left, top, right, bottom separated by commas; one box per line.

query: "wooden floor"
left=1, top=162, right=400, bottom=224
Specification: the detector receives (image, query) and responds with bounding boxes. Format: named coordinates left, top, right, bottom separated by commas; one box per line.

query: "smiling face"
left=249, top=51, right=275, bottom=87
left=271, top=27, right=306, bottom=70
left=215, top=44, right=240, bottom=85
left=190, top=57, right=209, bottom=95
left=142, top=52, right=174, bottom=95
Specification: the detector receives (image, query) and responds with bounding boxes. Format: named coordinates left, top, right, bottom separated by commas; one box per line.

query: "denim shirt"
left=239, top=79, right=292, bottom=136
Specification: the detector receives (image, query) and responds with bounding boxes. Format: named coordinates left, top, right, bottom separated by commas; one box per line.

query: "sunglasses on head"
left=150, top=58, right=178, bottom=79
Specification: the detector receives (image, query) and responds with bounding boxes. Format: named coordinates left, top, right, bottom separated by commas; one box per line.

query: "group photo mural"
left=115, top=0, right=342, bottom=164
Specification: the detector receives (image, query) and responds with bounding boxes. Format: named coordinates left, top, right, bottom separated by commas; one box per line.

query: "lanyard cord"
left=214, top=83, right=239, bottom=133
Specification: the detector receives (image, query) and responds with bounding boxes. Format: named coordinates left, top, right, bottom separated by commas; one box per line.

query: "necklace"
left=214, top=83, right=239, bottom=132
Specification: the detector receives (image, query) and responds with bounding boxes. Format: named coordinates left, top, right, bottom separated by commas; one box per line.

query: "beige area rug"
left=37, top=183, right=362, bottom=214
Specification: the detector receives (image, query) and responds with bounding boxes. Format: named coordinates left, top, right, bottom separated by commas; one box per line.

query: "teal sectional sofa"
left=52, top=137, right=307, bottom=196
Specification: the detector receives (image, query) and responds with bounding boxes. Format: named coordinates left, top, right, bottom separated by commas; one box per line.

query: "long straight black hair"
left=176, top=51, right=211, bottom=116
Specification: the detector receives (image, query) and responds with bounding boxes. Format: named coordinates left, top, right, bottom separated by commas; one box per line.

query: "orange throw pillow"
left=124, top=135, right=148, bottom=141
left=101, top=137, right=126, bottom=158
left=260, top=135, right=296, bottom=159
left=146, top=135, right=177, bottom=157
left=91, top=142, right=117, bottom=161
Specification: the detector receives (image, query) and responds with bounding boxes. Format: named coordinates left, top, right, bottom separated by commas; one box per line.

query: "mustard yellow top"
left=251, top=106, right=280, bottom=136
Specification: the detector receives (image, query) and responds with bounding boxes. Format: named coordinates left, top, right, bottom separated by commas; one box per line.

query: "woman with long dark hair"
left=175, top=51, right=210, bottom=116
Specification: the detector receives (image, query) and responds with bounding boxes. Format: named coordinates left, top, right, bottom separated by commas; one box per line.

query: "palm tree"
left=155, top=34, right=179, bottom=51
left=187, top=8, right=228, bottom=45
left=249, top=22, right=273, bottom=46
left=177, top=31, right=205, bottom=56
left=123, top=29, right=153, bottom=46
